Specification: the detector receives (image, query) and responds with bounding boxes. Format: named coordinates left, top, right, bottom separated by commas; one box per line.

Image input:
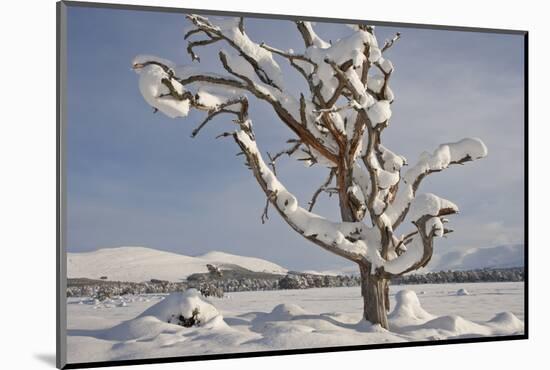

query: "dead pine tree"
left=132, top=16, right=487, bottom=329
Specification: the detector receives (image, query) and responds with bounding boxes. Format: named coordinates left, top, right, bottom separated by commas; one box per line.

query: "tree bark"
left=359, top=263, right=389, bottom=329
left=338, top=175, right=390, bottom=329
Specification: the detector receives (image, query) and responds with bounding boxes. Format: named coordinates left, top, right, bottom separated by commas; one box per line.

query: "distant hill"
left=430, top=244, right=524, bottom=272
left=67, top=246, right=288, bottom=282
left=305, top=244, right=525, bottom=276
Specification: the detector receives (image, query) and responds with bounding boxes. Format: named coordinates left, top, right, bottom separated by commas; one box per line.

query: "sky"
left=65, top=5, right=525, bottom=272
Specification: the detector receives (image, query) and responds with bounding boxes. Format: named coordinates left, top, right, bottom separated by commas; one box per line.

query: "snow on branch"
left=132, top=19, right=489, bottom=285
left=232, top=126, right=384, bottom=265
left=381, top=32, right=401, bottom=53
left=381, top=204, right=456, bottom=276
left=295, top=21, right=331, bottom=48
left=185, top=15, right=284, bottom=90
left=385, top=138, right=488, bottom=229
left=132, top=54, right=339, bottom=165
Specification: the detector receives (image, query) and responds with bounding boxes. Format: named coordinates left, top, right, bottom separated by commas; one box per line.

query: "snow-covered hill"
left=430, top=244, right=524, bottom=272
left=306, top=244, right=525, bottom=276
left=67, top=246, right=288, bottom=282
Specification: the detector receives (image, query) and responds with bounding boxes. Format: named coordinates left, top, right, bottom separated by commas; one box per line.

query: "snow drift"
left=67, top=288, right=524, bottom=363
left=98, top=290, right=227, bottom=342
left=139, top=289, right=222, bottom=326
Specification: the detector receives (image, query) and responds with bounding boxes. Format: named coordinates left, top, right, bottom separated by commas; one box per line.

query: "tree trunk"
left=337, top=176, right=390, bottom=329
left=359, top=263, right=389, bottom=329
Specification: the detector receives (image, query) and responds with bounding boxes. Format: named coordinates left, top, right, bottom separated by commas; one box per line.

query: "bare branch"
left=186, top=37, right=222, bottom=62
left=238, top=17, right=245, bottom=33
left=261, top=190, right=278, bottom=224
left=191, top=109, right=236, bottom=137
left=266, top=142, right=302, bottom=176
left=215, top=131, right=234, bottom=139
left=308, top=169, right=336, bottom=211
left=190, top=97, right=248, bottom=137
left=381, top=32, right=401, bottom=53
left=325, top=81, right=346, bottom=108
left=259, top=42, right=319, bottom=98
left=184, top=28, right=204, bottom=40
left=296, top=21, right=314, bottom=48
left=186, top=14, right=283, bottom=90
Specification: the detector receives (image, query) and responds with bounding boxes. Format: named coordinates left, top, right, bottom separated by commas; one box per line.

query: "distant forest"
left=67, top=267, right=524, bottom=298
left=390, top=267, right=524, bottom=285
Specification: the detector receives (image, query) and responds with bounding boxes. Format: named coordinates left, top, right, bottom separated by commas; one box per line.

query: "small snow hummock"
left=388, top=289, right=434, bottom=326
left=456, top=288, right=470, bottom=296
left=67, top=286, right=524, bottom=362
left=266, top=303, right=308, bottom=321
left=139, top=289, right=221, bottom=326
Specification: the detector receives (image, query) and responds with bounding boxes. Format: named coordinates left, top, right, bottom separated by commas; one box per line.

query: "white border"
left=1, top=0, right=545, bottom=369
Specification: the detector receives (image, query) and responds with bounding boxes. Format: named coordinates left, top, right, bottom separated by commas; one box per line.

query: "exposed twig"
left=190, top=97, right=247, bottom=137
left=187, top=37, right=222, bottom=62
left=238, top=17, right=245, bottom=33
left=259, top=43, right=315, bottom=66
left=308, top=169, right=336, bottom=211
left=187, top=14, right=282, bottom=90
left=261, top=190, right=278, bottom=224
left=381, top=32, right=401, bottom=53
left=266, top=142, right=302, bottom=176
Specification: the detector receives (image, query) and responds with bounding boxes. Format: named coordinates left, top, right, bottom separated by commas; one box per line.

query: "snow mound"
left=422, top=315, right=490, bottom=336
left=387, top=289, right=524, bottom=338
left=101, top=315, right=185, bottom=341
left=389, top=290, right=434, bottom=326
left=266, top=303, right=308, bottom=321
left=487, top=312, right=524, bottom=333
left=99, top=290, right=225, bottom=342
left=139, top=289, right=221, bottom=325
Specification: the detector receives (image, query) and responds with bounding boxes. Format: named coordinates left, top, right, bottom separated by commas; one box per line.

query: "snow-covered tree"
left=132, top=15, right=487, bottom=329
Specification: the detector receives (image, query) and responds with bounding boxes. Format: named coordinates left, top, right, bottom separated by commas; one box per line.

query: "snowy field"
left=66, top=282, right=524, bottom=364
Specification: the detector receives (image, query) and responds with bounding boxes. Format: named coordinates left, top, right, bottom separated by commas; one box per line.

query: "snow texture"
left=135, top=63, right=190, bottom=118
left=192, top=16, right=284, bottom=88
left=408, top=193, right=458, bottom=221
left=139, top=289, right=221, bottom=325
left=385, top=138, right=487, bottom=227
left=367, top=100, right=392, bottom=124
left=305, top=29, right=376, bottom=100
left=383, top=235, right=425, bottom=274
left=67, top=285, right=524, bottom=363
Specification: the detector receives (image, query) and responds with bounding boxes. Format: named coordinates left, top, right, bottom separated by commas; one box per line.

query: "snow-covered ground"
left=66, top=282, right=524, bottom=364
